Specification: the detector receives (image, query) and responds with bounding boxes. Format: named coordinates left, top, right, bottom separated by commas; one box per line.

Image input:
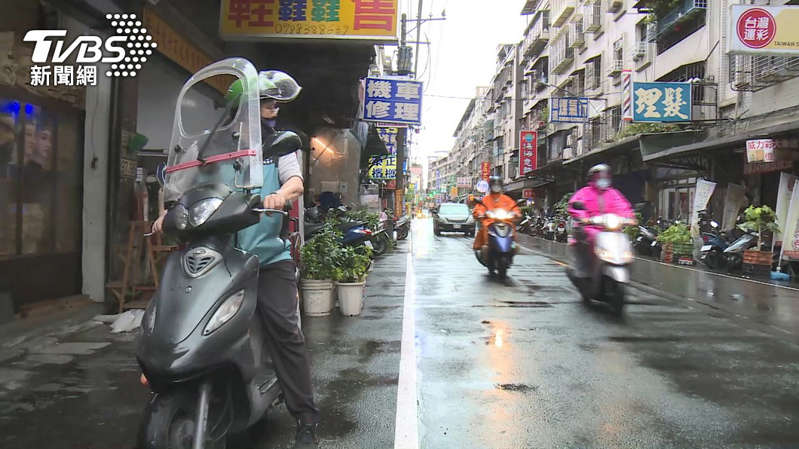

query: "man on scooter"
left=153, top=70, right=320, bottom=448
left=472, top=176, right=521, bottom=250
left=568, top=164, right=634, bottom=275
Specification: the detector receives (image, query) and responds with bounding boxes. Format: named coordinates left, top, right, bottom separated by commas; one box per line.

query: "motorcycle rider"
left=152, top=70, right=320, bottom=448
left=472, top=175, right=521, bottom=249
left=567, top=163, right=634, bottom=276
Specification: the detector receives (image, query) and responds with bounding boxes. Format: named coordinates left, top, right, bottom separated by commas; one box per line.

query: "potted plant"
left=741, top=205, right=779, bottom=275
left=332, top=244, right=373, bottom=316
left=657, top=222, right=692, bottom=264
left=299, top=223, right=340, bottom=316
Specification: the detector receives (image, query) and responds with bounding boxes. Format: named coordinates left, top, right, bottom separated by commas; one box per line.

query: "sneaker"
left=294, top=422, right=319, bottom=449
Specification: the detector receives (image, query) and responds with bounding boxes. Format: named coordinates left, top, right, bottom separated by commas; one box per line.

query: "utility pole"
left=413, top=0, right=424, bottom=81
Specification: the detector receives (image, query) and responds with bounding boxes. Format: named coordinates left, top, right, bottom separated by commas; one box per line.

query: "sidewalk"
left=518, top=234, right=799, bottom=339
left=0, top=242, right=409, bottom=449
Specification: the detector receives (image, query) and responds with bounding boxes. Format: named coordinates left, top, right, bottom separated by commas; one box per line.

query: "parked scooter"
left=474, top=198, right=525, bottom=279
left=395, top=214, right=410, bottom=240
left=565, top=201, right=636, bottom=315
left=138, top=59, right=295, bottom=449
left=543, top=215, right=557, bottom=241
left=518, top=210, right=535, bottom=234
left=632, top=223, right=660, bottom=257
left=697, top=210, right=729, bottom=270
left=555, top=216, right=568, bottom=243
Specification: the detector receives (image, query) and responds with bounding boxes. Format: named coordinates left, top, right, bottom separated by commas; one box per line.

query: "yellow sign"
left=368, top=154, right=396, bottom=180
left=143, top=8, right=232, bottom=94
left=220, top=0, right=398, bottom=41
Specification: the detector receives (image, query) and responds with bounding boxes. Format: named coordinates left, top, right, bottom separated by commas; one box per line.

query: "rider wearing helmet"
left=568, top=164, right=634, bottom=275
left=472, top=176, right=521, bottom=251
left=157, top=71, right=320, bottom=448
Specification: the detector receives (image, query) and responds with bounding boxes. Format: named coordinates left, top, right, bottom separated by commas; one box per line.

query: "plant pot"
left=743, top=250, right=772, bottom=277
left=660, top=242, right=673, bottom=263
left=336, top=281, right=366, bottom=316
left=300, top=279, right=335, bottom=316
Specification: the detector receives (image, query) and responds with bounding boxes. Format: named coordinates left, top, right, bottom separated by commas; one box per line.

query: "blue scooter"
left=473, top=198, right=525, bottom=279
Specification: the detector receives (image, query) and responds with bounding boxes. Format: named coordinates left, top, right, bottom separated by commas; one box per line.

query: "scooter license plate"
left=453, top=224, right=461, bottom=229
left=364, top=241, right=373, bottom=249
left=701, top=245, right=712, bottom=252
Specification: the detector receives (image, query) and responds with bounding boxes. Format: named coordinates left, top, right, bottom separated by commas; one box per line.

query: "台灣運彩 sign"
left=363, top=77, right=423, bottom=125
left=632, top=81, right=692, bottom=122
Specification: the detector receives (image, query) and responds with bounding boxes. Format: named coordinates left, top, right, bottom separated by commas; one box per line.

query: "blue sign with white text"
left=363, top=77, right=423, bottom=125
left=550, top=97, right=589, bottom=123
left=632, top=82, right=692, bottom=122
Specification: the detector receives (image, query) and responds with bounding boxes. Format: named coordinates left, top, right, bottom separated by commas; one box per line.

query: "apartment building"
left=451, top=0, right=799, bottom=222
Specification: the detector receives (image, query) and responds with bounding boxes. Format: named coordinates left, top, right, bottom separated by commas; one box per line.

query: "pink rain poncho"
left=568, top=184, right=634, bottom=243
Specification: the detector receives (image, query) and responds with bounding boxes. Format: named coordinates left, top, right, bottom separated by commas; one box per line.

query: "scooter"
left=395, top=214, right=410, bottom=240
left=697, top=210, right=729, bottom=270
left=518, top=210, right=535, bottom=234
left=633, top=224, right=659, bottom=257
left=138, top=59, right=296, bottom=449
left=543, top=215, right=557, bottom=240
left=565, top=202, right=636, bottom=315
left=474, top=198, right=525, bottom=279
left=555, top=216, right=568, bottom=243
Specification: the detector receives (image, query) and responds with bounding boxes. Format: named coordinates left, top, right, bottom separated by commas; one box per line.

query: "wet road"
left=2, top=217, right=799, bottom=448
left=412, top=218, right=799, bottom=449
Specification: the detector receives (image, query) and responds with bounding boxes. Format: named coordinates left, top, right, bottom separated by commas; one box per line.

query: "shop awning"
left=642, top=122, right=799, bottom=163
left=563, top=135, right=640, bottom=166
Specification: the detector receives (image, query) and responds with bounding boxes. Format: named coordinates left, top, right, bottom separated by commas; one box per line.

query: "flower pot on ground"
left=299, top=223, right=341, bottom=316
left=740, top=205, right=779, bottom=277
left=332, top=245, right=372, bottom=317
left=657, top=223, right=692, bottom=264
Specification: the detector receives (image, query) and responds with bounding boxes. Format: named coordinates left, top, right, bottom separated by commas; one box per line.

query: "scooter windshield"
left=163, top=58, right=263, bottom=203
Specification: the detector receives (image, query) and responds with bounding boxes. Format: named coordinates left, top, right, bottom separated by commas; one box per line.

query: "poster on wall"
left=775, top=172, right=798, bottom=248
left=691, top=179, right=716, bottom=238
left=722, top=183, right=748, bottom=232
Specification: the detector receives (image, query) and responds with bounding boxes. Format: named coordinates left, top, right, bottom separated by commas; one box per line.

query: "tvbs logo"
left=23, top=13, right=156, bottom=86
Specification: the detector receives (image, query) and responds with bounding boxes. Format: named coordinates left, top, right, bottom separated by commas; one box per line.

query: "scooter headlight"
left=189, top=198, right=223, bottom=227
left=492, top=223, right=511, bottom=237
left=203, top=289, right=245, bottom=335
left=605, top=215, right=622, bottom=231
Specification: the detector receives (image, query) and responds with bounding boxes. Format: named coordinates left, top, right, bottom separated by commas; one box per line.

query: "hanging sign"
left=746, top=139, right=775, bottom=163
left=729, top=5, right=799, bottom=56
left=363, top=77, right=423, bottom=125
left=632, top=81, right=692, bottom=122
left=519, top=130, right=538, bottom=176
left=480, top=162, right=491, bottom=180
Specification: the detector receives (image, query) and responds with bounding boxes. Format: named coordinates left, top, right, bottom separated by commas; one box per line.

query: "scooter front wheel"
left=602, top=276, right=625, bottom=316
left=139, top=386, right=227, bottom=449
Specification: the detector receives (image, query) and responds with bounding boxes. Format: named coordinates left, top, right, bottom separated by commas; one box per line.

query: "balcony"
left=731, top=55, right=799, bottom=92
left=634, top=42, right=652, bottom=70
left=607, top=0, right=623, bottom=13
left=656, top=0, right=707, bottom=36
left=584, top=4, right=602, bottom=32
left=551, top=0, right=576, bottom=27
left=569, top=22, right=585, bottom=48
left=607, top=59, right=623, bottom=77
left=552, top=46, right=575, bottom=74
left=523, top=16, right=551, bottom=58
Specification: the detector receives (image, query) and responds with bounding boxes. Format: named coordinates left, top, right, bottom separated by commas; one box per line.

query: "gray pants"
left=257, top=260, right=320, bottom=424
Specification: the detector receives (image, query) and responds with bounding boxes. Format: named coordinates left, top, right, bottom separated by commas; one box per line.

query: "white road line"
left=394, top=251, right=419, bottom=449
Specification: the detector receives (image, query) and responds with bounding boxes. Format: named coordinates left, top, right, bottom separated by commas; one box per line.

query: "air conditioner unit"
left=566, top=133, right=574, bottom=146
left=567, top=75, right=579, bottom=85
left=607, top=0, right=623, bottom=13
left=646, top=22, right=657, bottom=42
left=613, top=39, right=623, bottom=51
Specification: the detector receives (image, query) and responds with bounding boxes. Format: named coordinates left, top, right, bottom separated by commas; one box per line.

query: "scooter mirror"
left=571, top=201, right=585, bottom=211
left=516, top=199, right=527, bottom=206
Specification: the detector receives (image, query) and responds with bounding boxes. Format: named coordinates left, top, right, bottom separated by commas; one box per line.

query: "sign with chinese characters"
left=220, top=0, right=398, bottom=41
left=368, top=154, right=396, bottom=180
left=480, top=162, right=491, bottom=181
left=549, top=97, right=589, bottom=123
left=377, top=126, right=398, bottom=154
left=457, top=176, right=471, bottom=187
left=362, top=77, right=423, bottom=125
left=746, top=139, right=775, bottom=163
left=522, top=188, right=534, bottom=199
left=632, top=82, right=692, bottom=122
left=729, top=5, right=799, bottom=56
left=519, top=130, right=537, bottom=176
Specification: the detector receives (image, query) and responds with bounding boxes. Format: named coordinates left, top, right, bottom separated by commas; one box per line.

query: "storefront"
left=0, top=87, right=85, bottom=308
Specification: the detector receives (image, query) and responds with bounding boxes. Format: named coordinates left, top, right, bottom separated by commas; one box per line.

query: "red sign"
left=481, top=162, right=491, bottom=181
left=737, top=8, right=776, bottom=49
left=522, top=189, right=533, bottom=199
left=519, top=131, right=538, bottom=176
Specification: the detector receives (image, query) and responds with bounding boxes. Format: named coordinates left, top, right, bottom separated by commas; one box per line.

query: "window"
left=658, top=61, right=705, bottom=103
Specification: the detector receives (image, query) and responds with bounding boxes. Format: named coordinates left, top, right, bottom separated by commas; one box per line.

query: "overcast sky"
left=402, top=0, right=529, bottom=166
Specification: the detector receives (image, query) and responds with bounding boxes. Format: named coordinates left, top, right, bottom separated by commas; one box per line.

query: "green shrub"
left=656, top=223, right=692, bottom=245
left=300, top=223, right=341, bottom=280
left=331, top=245, right=372, bottom=283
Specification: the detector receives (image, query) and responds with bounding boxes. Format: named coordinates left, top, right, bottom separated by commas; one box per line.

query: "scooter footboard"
left=602, top=265, right=629, bottom=284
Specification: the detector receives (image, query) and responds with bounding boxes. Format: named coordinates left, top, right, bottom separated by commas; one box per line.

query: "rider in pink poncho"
left=568, top=164, right=634, bottom=245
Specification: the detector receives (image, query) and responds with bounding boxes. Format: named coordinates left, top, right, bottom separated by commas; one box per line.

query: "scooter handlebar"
left=252, top=208, right=289, bottom=216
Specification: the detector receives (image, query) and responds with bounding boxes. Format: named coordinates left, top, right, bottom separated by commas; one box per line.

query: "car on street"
left=432, top=202, right=475, bottom=236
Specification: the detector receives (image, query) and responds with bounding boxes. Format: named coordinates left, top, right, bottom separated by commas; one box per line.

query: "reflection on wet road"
left=412, top=217, right=799, bottom=449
